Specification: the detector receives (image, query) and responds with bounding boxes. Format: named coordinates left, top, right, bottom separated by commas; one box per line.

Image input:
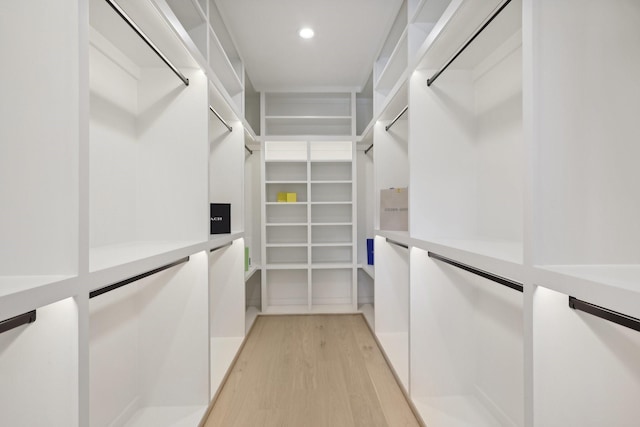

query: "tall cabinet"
left=261, top=141, right=357, bottom=314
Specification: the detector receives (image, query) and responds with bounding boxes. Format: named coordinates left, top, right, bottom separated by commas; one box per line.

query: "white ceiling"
left=214, top=0, right=404, bottom=92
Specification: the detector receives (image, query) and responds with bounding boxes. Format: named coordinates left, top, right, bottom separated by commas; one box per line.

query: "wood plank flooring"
left=200, top=314, right=422, bottom=427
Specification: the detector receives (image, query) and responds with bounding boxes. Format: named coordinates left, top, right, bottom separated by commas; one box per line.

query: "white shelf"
left=359, top=265, right=375, bottom=280
left=312, top=222, right=353, bottom=226
left=413, top=395, right=505, bottom=427
left=310, top=201, right=353, bottom=205
left=375, top=30, right=409, bottom=93
left=0, top=276, right=78, bottom=320
left=310, top=180, right=353, bottom=184
left=123, top=406, right=208, bottom=427
left=533, top=265, right=640, bottom=319
left=264, top=182, right=308, bottom=185
left=264, top=263, right=309, bottom=270
left=311, top=263, right=354, bottom=269
left=311, top=243, right=353, bottom=247
left=89, top=240, right=204, bottom=273
left=266, top=243, right=308, bottom=248
left=244, top=265, right=260, bottom=282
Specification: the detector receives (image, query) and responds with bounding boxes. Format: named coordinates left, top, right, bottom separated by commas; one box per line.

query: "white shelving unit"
left=89, top=253, right=209, bottom=426
left=410, top=0, right=523, bottom=266
left=209, top=84, right=244, bottom=236
left=159, top=0, right=244, bottom=112
left=261, top=141, right=357, bottom=314
left=262, top=92, right=354, bottom=137
left=89, top=0, right=209, bottom=273
left=411, top=247, right=524, bottom=427
left=4, top=1, right=640, bottom=426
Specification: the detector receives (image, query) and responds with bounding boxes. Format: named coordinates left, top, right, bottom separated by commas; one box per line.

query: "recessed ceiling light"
left=299, top=28, right=314, bottom=39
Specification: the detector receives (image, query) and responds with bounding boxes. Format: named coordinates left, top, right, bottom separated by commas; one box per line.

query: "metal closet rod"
left=89, top=256, right=190, bottom=299
left=428, top=251, right=523, bottom=292
left=427, top=0, right=513, bottom=86
left=569, top=296, right=640, bottom=333
left=386, top=238, right=409, bottom=249
left=104, top=0, right=189, bottom=86
left=0, top=310, right=36, bottom=335
left=209, top=105, right=233, bottom=132
left=385, top=106, right=409, bottom=132
left=210, top=242, right=233, bottom=253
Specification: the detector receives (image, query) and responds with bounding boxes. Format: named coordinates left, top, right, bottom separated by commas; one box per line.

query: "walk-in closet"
left=1, top=0, right=638, bottom=426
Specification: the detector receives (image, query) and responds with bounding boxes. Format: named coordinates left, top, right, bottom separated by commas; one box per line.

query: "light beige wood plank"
left=201, top=314, right=421, bottom=427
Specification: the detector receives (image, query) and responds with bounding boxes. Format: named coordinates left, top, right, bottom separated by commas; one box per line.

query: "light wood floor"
left=200, top=314, right=422, bottom=427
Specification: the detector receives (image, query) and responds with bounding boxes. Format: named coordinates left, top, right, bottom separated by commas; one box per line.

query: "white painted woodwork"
left=89, top=252, right=209, bottom=426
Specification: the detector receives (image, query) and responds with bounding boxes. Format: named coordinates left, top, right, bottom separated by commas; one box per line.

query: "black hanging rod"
left=245, top=145, right=253, bottom=155
left=386, top=238, right=409, bottom=249
left=0, top=310, right=36, bottom=335
left=209, top=105, right=233, bottom=132
left=364, top=144, right=374, bottom=154
left=427, top=0, right=513, bottom=86
left=210, top=242, right=233, bottom=253
left=385, top=106, right=409, bottom=132
left=104, top=0, right=189, bottom=86
left=90, top=257, right=190, bottom=299
left=428, top=252, right=523, bottom=292
left=569, top=296, right=640, bottom=333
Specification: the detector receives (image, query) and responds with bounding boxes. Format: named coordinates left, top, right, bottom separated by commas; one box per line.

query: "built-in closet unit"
left=2, top=0, right=254, bottom=424
left=5, top=0, right=640, bottom=426
left=261, top=140, right=357, bottom=314
left=364, top=0, right=640, bottom=426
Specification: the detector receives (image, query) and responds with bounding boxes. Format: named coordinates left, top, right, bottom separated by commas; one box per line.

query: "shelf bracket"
left=104, top=0, right=189, bottom=86
left=427, top=0, right=513, bottom=86
left=569, top=296, right=640, bottom=333
left=0, top=310, right=37, bottom=335
left=364, top=144, right=374, bottom=154
left=89, top=257, right=190, bottom=299
left=428, top=252, right=523, bottom=292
